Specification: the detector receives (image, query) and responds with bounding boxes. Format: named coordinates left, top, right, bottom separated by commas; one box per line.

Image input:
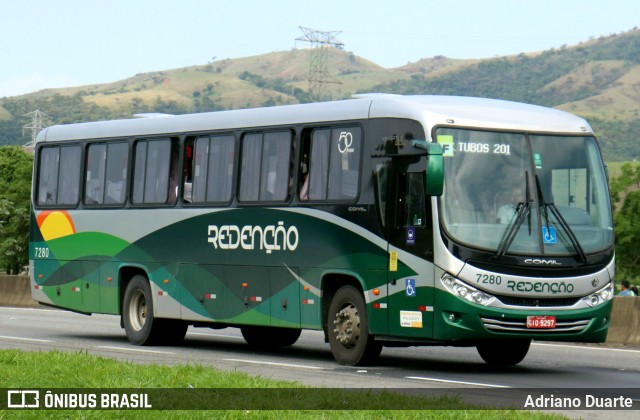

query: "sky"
left=1, top=0, right=639, bottom=98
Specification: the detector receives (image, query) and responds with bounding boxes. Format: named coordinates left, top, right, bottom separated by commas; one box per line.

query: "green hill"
left=2, top=28, right=640, bottom=160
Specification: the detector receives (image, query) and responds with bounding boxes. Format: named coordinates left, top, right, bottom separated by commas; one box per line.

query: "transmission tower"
left=296, top=26, right=344, bottom=102
left=22, top=110, right=51, bottom=148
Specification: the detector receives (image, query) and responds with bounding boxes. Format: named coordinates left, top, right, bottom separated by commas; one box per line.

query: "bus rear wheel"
left=123, top=275, right=187, bottom=346
left=476, top=339, right=531, bottom=366
left=241, top=326, right=302, bottom=348
left=328, top=285, right=382, bottom=366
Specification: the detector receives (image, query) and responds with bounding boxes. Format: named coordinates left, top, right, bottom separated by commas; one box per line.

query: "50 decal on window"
left=338, top=131, right=355, bottom=154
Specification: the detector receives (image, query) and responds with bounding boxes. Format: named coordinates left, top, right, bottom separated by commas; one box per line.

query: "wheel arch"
left=118, top=265, right=150, bottom=314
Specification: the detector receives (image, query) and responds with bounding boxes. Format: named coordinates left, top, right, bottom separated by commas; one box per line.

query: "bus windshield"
left=437, top=128, right=613, bottom=256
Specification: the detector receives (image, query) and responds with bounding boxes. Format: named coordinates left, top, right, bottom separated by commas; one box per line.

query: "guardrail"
left=1, top=275, right=638, bottom=346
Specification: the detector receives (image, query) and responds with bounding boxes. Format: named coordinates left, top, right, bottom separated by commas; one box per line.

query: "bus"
left=30, top=94, right=615, bottom=366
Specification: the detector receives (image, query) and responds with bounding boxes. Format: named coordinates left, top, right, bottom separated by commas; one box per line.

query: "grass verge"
left=0, top=349, right=566, bottom=419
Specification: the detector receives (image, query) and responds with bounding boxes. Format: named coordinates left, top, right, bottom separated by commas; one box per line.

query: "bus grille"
left=481, top=317, right=591, bottom=333
left=495, top=295, right=581, bottom=307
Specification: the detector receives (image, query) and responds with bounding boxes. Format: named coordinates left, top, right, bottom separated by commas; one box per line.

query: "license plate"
left=527, top=315, right=556, bottom=329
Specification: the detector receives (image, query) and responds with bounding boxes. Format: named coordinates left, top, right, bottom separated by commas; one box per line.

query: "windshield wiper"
left=535, top=175, right=587, bottom=263
left=496, top=172, right=533, bottom=258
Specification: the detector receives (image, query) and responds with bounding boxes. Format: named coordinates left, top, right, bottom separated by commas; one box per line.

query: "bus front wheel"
left=123, top=275, right=187, bottom=345
left=476, top=339, right=531, bottom=366
left=328, top=285, right=382, bottom=366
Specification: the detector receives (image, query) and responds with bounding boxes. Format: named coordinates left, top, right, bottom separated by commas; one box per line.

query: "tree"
left=0, top=146, right=33, bottom=274
left=610, top=163, right=640, bottom=281
left=0, top=199, right=29, bottom=274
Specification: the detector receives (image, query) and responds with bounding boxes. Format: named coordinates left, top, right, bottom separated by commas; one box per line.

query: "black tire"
left=122, top=275, right=187, bottom=346
left=241, top=326, right=302, bottom=348
left=327, top=285, right=382, bottom=366
left=476, top=339, right=531, bottom=366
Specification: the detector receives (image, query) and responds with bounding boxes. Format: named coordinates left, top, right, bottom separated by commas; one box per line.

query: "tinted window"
left=328, top=127, right=361, bottom=200
left=192, top=135, right=235, bottom=203
left=261, top=132, right=291, bottom=201
left=37, top=147, right=60, bottom=206
left=239, top=134, right=262, bottom=201
left=132, top=139, right=175, bottom=205
left=308, top=129, right=330, bottom=200
left=239, top=131, right=292, bottom=202
left=85, top=142, right=128, bottom=205
left=85, top=144, right=106, bottom=204
left=37, top=145, right=81, bottom=207
left=302, top=127, right=361, bottom=201
left=105, top=143, right=129, bottom=204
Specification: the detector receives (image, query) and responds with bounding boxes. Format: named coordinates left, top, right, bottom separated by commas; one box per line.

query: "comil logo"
left=524, top=258, right=562, bottom=266
left=8, top=390, right=40, bottom=408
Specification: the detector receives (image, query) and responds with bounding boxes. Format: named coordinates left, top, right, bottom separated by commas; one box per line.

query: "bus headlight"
left=441, top=273, right=496, bottom=306
left=582, top=282, right=614, bottom=308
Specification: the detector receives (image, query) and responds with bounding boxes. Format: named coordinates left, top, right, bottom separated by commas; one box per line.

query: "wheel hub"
left=129, top=290, right=147, bottom=331
left=333, top=305, right=360, bottom=347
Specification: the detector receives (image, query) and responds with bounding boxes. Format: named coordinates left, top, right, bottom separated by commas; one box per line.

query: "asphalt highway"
left=1, top=306, right=638, bottom=418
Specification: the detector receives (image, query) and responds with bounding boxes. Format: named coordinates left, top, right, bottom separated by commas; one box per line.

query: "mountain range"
left=2, top=28, right=640, bottom=161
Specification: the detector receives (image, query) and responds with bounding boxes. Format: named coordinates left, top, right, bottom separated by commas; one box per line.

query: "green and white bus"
left=30, top=94, right=615, bottom=366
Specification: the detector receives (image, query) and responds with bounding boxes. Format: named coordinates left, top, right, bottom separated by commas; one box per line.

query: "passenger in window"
left=300, top=154, right=309, bottom=201
left=300, top=175, right=309, bottom=200
left=167, top=144, right=179, bottom=205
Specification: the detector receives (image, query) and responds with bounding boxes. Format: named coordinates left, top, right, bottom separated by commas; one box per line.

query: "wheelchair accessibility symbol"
left=542, top=226, right=557, bottom=244
left=406, top=278, right=416, bottom=297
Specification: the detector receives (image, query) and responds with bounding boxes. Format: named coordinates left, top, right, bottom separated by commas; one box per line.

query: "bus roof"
left=36, top=94, right=593, bottom=142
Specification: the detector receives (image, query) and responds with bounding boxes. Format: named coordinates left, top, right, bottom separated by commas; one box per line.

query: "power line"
left=296, top=26, right=344, bottom=102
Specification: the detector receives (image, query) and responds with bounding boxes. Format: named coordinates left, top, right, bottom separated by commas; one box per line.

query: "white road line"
left=0, top=335, right=53, bottom=343
left=94, top=345, right=175, bottom=355
left=405, top=376, right=510, bottom=388
left=533, top=342, right=640, bottom=354
left=223, top=358, right=323, bottom=370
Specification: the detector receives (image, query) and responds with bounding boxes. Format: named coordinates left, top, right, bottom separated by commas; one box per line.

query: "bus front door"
left=386, top=160, right=435, bottom=339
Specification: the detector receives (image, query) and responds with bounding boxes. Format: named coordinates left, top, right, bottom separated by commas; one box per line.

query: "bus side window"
left=85, top=144, right=107, bottom=205
left=239, top=131, right=291, bottom=202
left=132, top=138, right=173, bottom=205
left=167, top=141, right=180, bottom=204
left=308, top=128, right=330, bottom=200
left=261, top=131, right=291, bottom=201
left=191, top=137, right=208, bottom=202
left=328, top=127, right=361, bottom=200
left=37, top=145, right=81, bottom=207
left=105, top=142, right=128, bottom=205
left=85, top=142, right=128, bottom=206
left=192, top=135, right=235, bottom=203
left=299, top=151, right=309, bottom=201
left=302, top=126, right=362, bottom=202
left=37, top=147, right=60, bottom=205
left=239, top=134, right=262, bottom=201
left=183, top=140, right=194, bottom=203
